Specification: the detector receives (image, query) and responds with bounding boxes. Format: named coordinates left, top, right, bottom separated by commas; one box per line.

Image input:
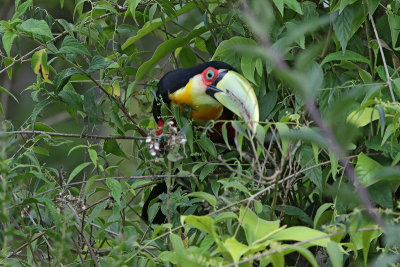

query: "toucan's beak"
left=206, top=70, right=259, bottom=133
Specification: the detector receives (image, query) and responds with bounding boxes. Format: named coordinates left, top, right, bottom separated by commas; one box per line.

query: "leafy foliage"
left=1, top=0, right=400, bottom=266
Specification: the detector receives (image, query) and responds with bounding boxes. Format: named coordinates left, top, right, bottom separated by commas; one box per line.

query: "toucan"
left=143, top=61, right=260, bottom=224
left=153, top=61, right=259, bottom=138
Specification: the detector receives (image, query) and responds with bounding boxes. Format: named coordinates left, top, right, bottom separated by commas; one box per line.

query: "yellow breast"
left=169, top=79, right=223, bottom=123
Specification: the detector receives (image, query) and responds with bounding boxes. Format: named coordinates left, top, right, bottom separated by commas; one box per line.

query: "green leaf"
left=269, top=226, right=330, bottom=247
left=377, top=105, right=385, bottom=136
left=278, top=205, right=313, bottom=226
left=255, top=124, right=266, bottom=146
left=291, top=246, right=318, bottom=267
left=86, top=56, right=113, bottom=73
left=31, top=98, right=52, bottom=125
left=270, top=251, right=285, bottom=267
left=4, top=58, right=13, bottom=80
left=32, top=147, right=49, bottom=156
left=355, top=152, right=381, bottom=187
left=148, top=202, right=161, bottom=223
left=198, top=135, right=217, bottom=158
left=381, top=123, right=399, bottom=146
left=186, top=192, right=216, bottom=208
left=199, top=164, right=215, bottom=181
left=368, top=182, right=393, bottom=208
left=88, top=148, right=97, bottom=166
left=179, top=47, right=197, bottom=68
left=221, top=123, right=231, bottom=150
left=284, top=0, right=303, bottom=14
left=275, top=122, right=289, bottom=156
left=214, top=212, right=238, bottom=223
left=314, top=203, right=333, bottom=229
left=135, top=27, right=208, bottom=82
left=349, top=222, right=380, bottom=251
left=327, top=241, right=343, bottom=267
left=321, top=50, right=369, bottom=65
left=12, top=0, right=32, bottom=20
left=85, top=201, right=107, bottom=226
left=312, top=143, right=319, bottom=165
left=213, top=36, right=257, bottom=59
left=181, top=215, right=216, bottom=236
left=127, top=0, right=141, bottom=23
left=148, top=3, right=157, bottom=22
left=155, top=0, right=177, bottom=18
left=359, top=68, right=372, bottom=83
left=19, top=19, right=53, bottom=41
left=330, top=150, right=338, bottom=180
left=231, top=121, right=248, bottom=139
left=122, top=2, right=196, bottom=49
left=361, top=227, right=379, bottom=265
left=106, top=179, right=122, bottom=205
left=58, top=36, right=90, bottom=56
left=239, top=207, right=280, bottom=245
left=286, top=21, right=305, bottom=49
left=192, top=162, right=206, bottom=173
left=68, top=162, right=91, bottom=183
left=68, top=145, right=87, bottom=156
left=346, top=107, right=380, bottom=127
left=33, top=122, right=56, bottom=132
left=218, top=180, right=251, bottom=196
left=333, top=6, right=354, bottom=52
left=392, top=153, right=400, bottom=166
left=104, top=139, right=128, bottom=159
left=332, top=3, right=365, bottom=52
left=223, top=237, right=249, bottom=263
left=84, top=175, right=98, bottom=195
left=53, top=68, right=81, bottom=93
left=169, top=233, right=184, bottom=252
left=241, top=56, right=257, bottom=84
left=57, top=19, right=74, bottom=35
left=2, top=31, right=17, bottom=57
left=272, top=0, right=284, bottom=16
left=59, top=87, right=83, bottom=117
left=337, top=0, right=358, bottom=13
left=0, top=85, right=18, bottom=103
left=260, top=91, right=277, bottom=121
left=83, top=88, right=102, bottom=124
left=388, top=13, right=400, bottom=51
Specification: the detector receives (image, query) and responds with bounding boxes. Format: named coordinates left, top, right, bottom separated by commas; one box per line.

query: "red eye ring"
left=202, top=67, right=218, bottom=85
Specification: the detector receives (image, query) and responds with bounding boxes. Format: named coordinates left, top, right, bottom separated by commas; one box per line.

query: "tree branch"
left=4, top=130, right=148, bottom=140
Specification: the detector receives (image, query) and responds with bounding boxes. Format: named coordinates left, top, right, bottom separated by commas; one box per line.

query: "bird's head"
left=155, top=61, right=259, bottom=132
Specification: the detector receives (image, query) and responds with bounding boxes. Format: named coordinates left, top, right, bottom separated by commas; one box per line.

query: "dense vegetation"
left=1, top=0, right=400, bottom=266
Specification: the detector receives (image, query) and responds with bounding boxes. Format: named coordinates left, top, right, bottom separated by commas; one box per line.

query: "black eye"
left=206, top=70, right=214, bottom=80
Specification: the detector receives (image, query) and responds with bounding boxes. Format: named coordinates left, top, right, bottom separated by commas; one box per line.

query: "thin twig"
left=7, top=226, right=57, bottom=258
left=4, top=130, right=148, bottom=140
left=67, top=204, right=99, bottom=267
left=368, top=7, right=400, bottom=126
left=368, top=14, right=395, bottom=102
